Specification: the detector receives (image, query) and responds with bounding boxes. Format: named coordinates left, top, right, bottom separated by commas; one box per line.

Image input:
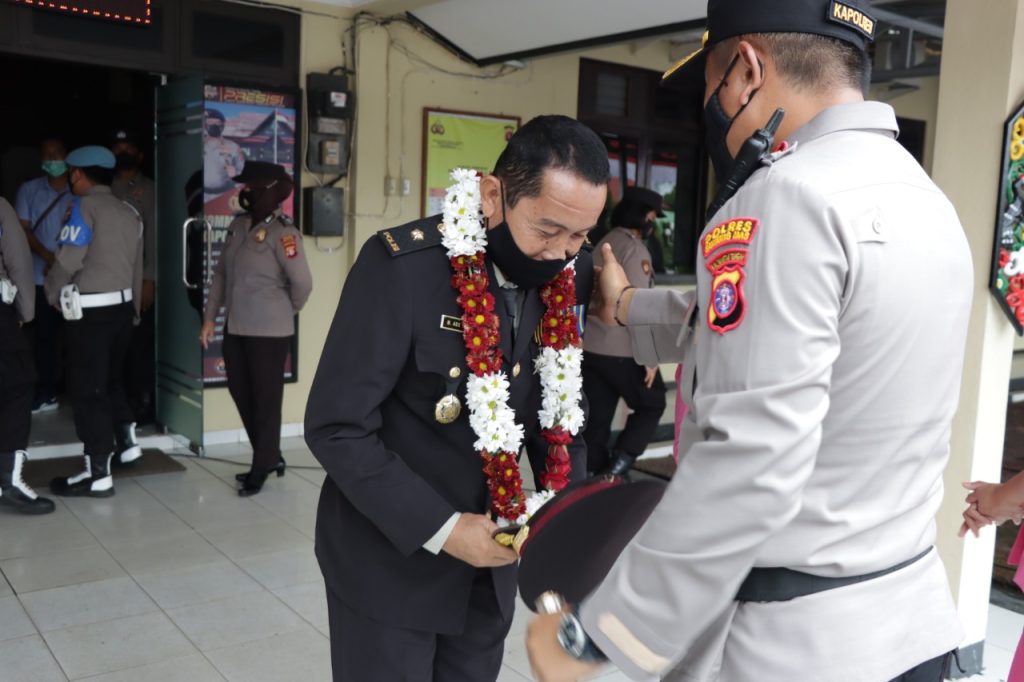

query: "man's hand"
left=527, top=613, right=603, bottom=682
left=594, top=244, right=632, bottom=326
left=199, top=320, right=216, bottom=349
left=442, top=513, right=518, bottom=568
left=141, top=279, right=156, bottom=312
left=644, top=366, right=658, bottom=389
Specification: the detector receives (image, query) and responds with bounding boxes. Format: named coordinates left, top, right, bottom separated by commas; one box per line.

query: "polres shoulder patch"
left=57, top=198, right=93, bottom=247
left=702, top=218, right=759, bottom=258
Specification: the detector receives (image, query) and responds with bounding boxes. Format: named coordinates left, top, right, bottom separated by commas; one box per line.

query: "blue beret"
left=66, top=146, right=116, bottom=170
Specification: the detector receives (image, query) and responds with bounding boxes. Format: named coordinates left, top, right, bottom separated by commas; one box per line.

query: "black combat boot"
left=114, top=422, right=142, bottom=465
left=604, top=451, right=637, bottom=479
left=50, top=452, right=115, bottom=498
left=0, top=451, right=56, bottom=515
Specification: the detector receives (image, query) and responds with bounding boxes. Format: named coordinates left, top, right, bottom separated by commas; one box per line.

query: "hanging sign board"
left=991, top=101, right=1024, bottom=336
left=11, top=0, right=152, bottom=25
left=422, top=108, right=519, bottom=217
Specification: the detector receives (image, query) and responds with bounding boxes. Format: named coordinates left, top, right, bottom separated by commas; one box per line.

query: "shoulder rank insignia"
left=703, top=218, right=759, bottom=335
left=377, top=220, right=444, bottom=257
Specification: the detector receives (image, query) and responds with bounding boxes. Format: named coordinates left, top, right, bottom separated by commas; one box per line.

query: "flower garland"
left=441, top=169, right=585, bottom=523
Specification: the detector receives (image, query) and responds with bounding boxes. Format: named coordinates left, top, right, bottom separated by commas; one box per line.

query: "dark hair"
left=492, top=115, right=610, bottom=207
left=719, top=33, right=871, bottom=95
left=611, top=198, right=652, bottom=232
left=77, top=166, right=114, bottom=186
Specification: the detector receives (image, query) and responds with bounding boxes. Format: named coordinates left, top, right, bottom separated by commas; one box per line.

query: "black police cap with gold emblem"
left=231, top=161, right=291, bottom=184
left=663, top=0, right=877, bottom=88
left=514, top=476, right=667, bottom=611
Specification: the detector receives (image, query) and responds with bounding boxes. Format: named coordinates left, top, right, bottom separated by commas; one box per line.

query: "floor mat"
left=22, top=449, right=185, bottom=488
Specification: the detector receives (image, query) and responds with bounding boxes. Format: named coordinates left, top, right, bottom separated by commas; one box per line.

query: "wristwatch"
left=557, top=609, right=607, bottom=663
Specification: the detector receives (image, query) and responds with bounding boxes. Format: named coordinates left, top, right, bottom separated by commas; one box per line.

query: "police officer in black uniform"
left=304, top=115, right=608, bottom=682
left=46, top=146, right=144, bottom=498
left=0, top=197, right=55, bottom=514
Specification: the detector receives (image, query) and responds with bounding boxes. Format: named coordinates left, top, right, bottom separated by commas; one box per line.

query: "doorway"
left=0, top=52, right=160, bottom=454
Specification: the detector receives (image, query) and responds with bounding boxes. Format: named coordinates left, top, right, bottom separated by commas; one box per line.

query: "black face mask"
left=704, top=55, right=760, bottom=181
left=114, top=152, right=139, bottom=172
left=485, top=189, right=572, bottom=289
left=206, top=124, right=224, bottom=137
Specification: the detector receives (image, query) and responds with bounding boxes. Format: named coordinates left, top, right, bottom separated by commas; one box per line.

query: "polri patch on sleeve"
left=281, top=234, right=299, bottom=259
left=57, top=198, right=93, bottom=247
left=702, top=218, right=758, bottom=258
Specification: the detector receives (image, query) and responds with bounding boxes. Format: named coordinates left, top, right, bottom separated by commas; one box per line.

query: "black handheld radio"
left=706, top=108, right=786, bottom=221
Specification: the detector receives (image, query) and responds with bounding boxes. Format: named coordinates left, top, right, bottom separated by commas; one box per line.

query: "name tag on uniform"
left=440, top=315, right=463, bottom=333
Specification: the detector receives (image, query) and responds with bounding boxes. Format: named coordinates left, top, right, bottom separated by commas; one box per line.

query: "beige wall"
left=870, top=76, right=940, bottom=174
left=205, top=3, right=684, bottom=433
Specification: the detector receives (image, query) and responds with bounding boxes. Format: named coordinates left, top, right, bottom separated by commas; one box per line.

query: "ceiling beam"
left=872, top=7, right=945, bottom=38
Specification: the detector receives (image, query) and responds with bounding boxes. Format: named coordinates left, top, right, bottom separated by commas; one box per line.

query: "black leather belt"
left=736, top=547, right=932, bottom=603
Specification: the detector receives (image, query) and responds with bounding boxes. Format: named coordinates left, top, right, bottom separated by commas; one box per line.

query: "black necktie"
left=499, top=287, right=519, bottom=343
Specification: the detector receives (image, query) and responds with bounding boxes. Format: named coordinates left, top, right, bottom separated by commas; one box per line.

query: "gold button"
left=449, top=367, right=461, bottom=379
left=512, top=362, right=521, bottom=378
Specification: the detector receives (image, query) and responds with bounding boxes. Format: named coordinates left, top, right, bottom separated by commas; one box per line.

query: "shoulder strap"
left=32, top=192, right=68, bottom=233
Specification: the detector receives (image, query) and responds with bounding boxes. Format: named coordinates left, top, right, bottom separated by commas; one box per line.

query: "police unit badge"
left=281, top=234, right=299, bottom=259
left=254, top=227, right=268, bottom=243
left=702, top=218, right=758, bottom=335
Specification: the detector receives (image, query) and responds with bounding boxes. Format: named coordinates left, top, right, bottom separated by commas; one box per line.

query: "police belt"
left=80, top=288, right=132, bottom=309
left=736, top=547, right=932, bottom=603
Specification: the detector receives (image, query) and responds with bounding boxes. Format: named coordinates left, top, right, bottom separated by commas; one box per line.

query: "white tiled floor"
left=0, top=437, right=1019, bottom=681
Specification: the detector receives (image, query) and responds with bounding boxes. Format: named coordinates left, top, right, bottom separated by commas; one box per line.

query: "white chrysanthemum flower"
left=515, top=489, right=557, bottom=526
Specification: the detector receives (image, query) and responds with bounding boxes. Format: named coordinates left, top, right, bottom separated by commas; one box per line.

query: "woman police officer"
left=201, top=162, right=312, bottom=496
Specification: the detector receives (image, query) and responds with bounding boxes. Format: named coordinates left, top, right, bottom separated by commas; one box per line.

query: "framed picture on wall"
left=422, top=108, right=520, bottom=217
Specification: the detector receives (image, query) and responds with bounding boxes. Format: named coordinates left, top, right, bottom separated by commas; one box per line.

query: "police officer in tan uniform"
left=0, top=197, right=55, bottom=514
left=111, top=129, right=158, bottom=425
left=46, top=146, right=144, bottom=498
left=528, top=1, right=972, bottom=681
left=201, top=161, right=312, bottom=497
left=584, top=187, right=668, bottom=476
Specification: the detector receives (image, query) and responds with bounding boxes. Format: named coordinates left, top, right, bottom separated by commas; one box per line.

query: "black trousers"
left=124, top=305, right=155, bottom=422
left=65, top=303, right=135, bottom=456
left=582, top=351, right=667, bottom=472
left=326, top=571, right=513, bottom=682
left=889, top=651, right=954, bottom=681
left=222, top=333, right=290, bottom=474
left=31, top=285, right=62, bottom=401
left=0, top=303, right=35, bottom=455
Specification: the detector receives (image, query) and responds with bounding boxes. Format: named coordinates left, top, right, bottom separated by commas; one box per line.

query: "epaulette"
left=377, top=218, right=445, bottom=257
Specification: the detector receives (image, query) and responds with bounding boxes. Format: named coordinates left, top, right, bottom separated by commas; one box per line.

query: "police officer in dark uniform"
left=201, top=162, right=312, bottom=497
left=0, top=197, right=55, bottom=514
left=583, top=186, right=668, bottom=476
left=304, top=115, right=608, bottom=682
left=46, top=146, right=144, bottom=498
left=111, top=129, right=157, bottom=425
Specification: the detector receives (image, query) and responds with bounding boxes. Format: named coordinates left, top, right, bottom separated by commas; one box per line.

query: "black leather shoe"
left=604, top=452, right=637, bottom=479
left=235, top=459, right=285, bottom=483
left=238, top=471, right=269, bottom=497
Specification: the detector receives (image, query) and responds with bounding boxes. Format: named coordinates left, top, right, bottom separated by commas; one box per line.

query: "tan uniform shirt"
left=585, top=227, right=656, bottom=358
left=0, top=197, right=35, bottom=322
left=112, top=174, right=156, bottom=280
left=44, top=186, right=144, bottom=317
left=205, top=213, right=313, bottom=337
left=581, top=102, right=971, bottom=681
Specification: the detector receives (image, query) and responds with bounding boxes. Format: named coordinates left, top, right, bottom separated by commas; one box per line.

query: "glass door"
left=155, top=75, right=206, bottom=451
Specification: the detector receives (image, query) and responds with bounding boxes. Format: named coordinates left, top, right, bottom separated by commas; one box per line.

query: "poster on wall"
left=422, top=108, right=520, bottom=217
left=202, top=82, right=301, bottom=386
left=991, top=100, right=1024, bottom=336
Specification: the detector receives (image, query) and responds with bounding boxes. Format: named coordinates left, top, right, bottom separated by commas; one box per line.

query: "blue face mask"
left=42, top=160, right=68, bottom=178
